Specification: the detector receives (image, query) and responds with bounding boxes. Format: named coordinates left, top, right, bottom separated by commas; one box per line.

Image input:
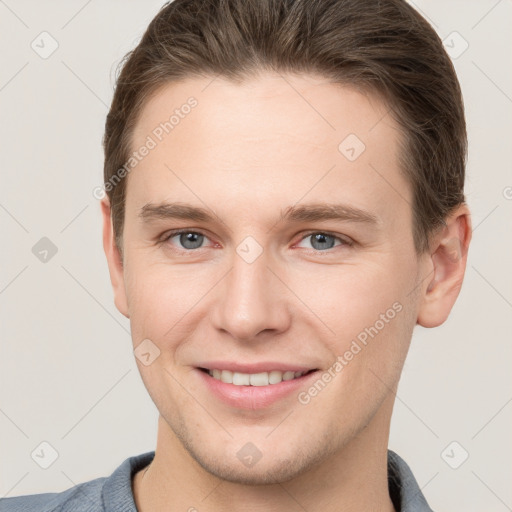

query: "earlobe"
left=100, top=197, right=130, bottom=319
left=417, top=204, right=472, bottom=328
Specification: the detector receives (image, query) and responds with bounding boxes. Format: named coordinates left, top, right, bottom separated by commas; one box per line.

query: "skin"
left=101, top=72, right=472, bottom=512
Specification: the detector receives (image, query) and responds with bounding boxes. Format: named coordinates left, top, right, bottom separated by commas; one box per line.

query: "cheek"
left=124, top=263, right=200, bottom=408
left=288, top=257, right=416, bottom=376
left=124, top=261, right=177, bottom=343
left=124, top=257, right=214, bottom=355
left=293, top=261, right=405, bottom=331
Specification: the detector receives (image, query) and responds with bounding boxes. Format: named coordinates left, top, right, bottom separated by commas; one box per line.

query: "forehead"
left=127, top=73, right=411, bottom=228
left=133, top=73, right=395, bottom=152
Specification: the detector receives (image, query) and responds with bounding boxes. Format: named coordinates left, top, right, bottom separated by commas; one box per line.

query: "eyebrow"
left=138, top=201, right=380, bottom=227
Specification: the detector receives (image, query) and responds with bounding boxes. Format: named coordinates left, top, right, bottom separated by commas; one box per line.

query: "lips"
left=194, top=362, right=320, bottom=409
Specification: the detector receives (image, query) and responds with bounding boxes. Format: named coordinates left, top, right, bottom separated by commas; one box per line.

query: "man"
left=1, top=0, right=471, bottom=510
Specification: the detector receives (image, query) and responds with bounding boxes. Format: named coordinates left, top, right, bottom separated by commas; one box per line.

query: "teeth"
left=207, top=369, right=308, bottom=386
left=268, top=370, right=283, bottom=384
left=233, top=372, right=250, bottom=385
left=249, top=372, right=268, bottom=386
left=220, top=370, right=233, bottom=383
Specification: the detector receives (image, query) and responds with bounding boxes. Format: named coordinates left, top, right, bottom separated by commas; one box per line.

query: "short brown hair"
left=103, top=0, right=467, bottom=257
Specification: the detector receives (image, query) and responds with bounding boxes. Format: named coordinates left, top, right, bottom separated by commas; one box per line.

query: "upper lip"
left=196, top=361, right=317, bottom=374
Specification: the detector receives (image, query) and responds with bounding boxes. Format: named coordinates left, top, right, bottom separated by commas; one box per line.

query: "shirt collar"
left=388, top=449, right=435, bottom=511
left=102, top=449, right=434, bottom=511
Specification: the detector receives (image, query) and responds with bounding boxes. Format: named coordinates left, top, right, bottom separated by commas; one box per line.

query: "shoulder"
left=387, top=449, right=435, bottom=512
left=0, top=451, right=155, bottom=512
left=0, top=476, right=106, bottom=512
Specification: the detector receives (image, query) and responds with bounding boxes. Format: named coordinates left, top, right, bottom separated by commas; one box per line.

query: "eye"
left=296, top=232, right=350, bottom=251
left=163, top=230, right=211, bottom=250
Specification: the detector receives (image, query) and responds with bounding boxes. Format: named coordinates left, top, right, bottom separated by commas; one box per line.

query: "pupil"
left=180, top=232, right=203, bottom=249
left=312, top=233, right=334, bottom=250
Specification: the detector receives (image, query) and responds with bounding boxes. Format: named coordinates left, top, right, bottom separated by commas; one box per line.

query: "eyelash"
left=159, top=229, right=353, bottom=253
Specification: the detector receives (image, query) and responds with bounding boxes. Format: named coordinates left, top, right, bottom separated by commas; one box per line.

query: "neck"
left=133, top=396, right=396, bottom=512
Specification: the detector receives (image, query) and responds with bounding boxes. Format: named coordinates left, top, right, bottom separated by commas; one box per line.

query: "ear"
left=100, top=197, right=130, bottom=318
left=417, top=203, right=472, bottom=328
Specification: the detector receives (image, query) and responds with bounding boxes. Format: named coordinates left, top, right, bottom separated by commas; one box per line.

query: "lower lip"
left=195, top=369, right=319, bottom=410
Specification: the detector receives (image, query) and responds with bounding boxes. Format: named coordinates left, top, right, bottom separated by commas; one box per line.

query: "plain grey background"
left=1, top=1, right=511, bottom=510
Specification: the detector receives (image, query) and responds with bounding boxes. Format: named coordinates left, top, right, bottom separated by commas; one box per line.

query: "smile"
left=202, top=368, right=313, bottom=386
left=196, top=366, right=320, bottom=409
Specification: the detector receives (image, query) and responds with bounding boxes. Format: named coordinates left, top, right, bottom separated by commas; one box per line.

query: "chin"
left=191, top=453, right=308, bottom=485
left=178, top=428, right=339, bottom=485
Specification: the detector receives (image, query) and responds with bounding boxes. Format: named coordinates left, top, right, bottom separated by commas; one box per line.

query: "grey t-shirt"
left=0, top=450, right=434, bottom=511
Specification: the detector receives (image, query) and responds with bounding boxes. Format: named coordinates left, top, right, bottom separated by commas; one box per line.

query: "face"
left=105, top=73, right=431, bottom=484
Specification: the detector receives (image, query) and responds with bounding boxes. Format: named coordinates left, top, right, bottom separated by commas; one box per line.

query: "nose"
left=210, top=246, right=291, bottom=341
